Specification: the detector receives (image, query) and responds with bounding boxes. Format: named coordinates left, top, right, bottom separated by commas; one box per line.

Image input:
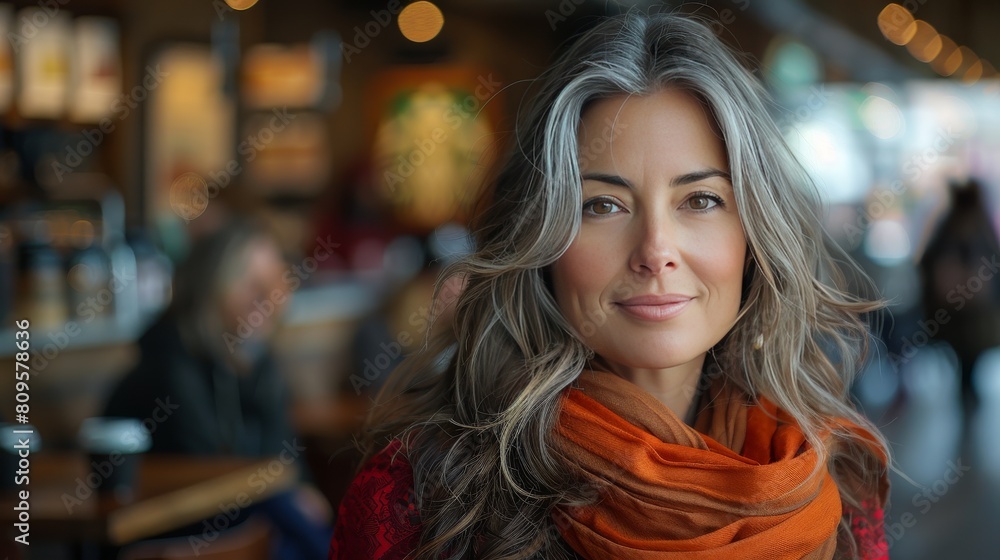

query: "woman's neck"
left=588, top=354, right=707, bottom=423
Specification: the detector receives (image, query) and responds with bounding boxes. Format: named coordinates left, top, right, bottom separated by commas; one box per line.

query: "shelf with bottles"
left=0, top=185, right=173, bottom=357
left=0, top=5, right=123, bottom=127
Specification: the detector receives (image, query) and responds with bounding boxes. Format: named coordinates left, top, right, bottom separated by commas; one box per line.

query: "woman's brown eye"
left=688, top=195, right=718, bottom=210
left=593, top=201, right=614, bottom=214
left=583, top=198, right=624, bottom=216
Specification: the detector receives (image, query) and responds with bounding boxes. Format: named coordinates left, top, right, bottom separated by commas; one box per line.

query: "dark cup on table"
left=0, top=424, right=40, bottom=492
left=77, top=417, right=151, bottom=503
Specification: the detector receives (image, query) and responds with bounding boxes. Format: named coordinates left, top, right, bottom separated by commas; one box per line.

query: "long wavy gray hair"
left=362, top=11, right=889, bottom=560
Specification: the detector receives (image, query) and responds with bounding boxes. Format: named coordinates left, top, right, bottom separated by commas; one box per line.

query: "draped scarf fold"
left=552, top=369, right=885, bottom=559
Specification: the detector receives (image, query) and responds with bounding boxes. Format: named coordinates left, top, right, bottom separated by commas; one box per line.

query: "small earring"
left=753, top=333, right=764, bottom=350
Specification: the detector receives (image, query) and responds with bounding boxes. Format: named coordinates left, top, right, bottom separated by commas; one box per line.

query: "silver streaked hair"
left=362, top=11, right=889, bottom=560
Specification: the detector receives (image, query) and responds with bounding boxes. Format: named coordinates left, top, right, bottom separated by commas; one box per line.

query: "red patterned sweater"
left=330, top=441, right=889, bottom=559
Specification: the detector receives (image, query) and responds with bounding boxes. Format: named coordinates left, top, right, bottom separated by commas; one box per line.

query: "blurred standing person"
left=104, top=217, right=331, bottom=559
left=918, top=179, right=1000, bottom=413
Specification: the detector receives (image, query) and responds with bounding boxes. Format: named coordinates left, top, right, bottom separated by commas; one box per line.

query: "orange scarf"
left=553, top=370, right=881, bottom=559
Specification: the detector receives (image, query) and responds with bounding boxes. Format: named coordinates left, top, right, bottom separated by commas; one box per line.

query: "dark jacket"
left=918, top=183, right=1000, bottom=358
left=103, top=312, right=294, bottom=457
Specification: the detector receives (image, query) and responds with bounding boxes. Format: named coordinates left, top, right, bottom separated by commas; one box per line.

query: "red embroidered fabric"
left=330, top=441, right=890, bottom=559
left=844, top=499, right=890, bottom=560
left=329, top=440, right=421, bottom=560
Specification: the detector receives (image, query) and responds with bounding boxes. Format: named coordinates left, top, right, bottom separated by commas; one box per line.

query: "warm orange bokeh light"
left=398, top=2, right=444, bottom=43
left=225, top=0, right=259, bottom=10
left=930, top=36, right=961, bottom=76
left=878, top=4, right=916, bottom=46
left=962, top=58, right=984, bottom=83
left=905, top=21, right=942, bottom=62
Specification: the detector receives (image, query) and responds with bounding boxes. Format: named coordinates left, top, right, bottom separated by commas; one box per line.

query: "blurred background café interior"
left=0, top=0, right=998, bottom=558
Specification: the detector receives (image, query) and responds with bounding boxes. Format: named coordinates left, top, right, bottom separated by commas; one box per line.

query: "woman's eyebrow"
left=581, top=172, right=633, bottom=189
left=581, top=168, right=732, bottom=189
left=670, top=168, right=732, bottom=187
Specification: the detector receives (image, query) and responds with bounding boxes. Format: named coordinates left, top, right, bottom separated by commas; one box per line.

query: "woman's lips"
left=615, top=296, right=692, bottom=321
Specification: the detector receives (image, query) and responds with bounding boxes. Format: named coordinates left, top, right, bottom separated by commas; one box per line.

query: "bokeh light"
left=398, top=2, right=444, bottom=43
left=905, top=21, right=943, bottom=62
left=224, top=0, right=259, bottom=10
left=864, top=218, right=912, bottom=265
left=860, top=94, right=905, bottom=139
left=963, top=58, right=984, bottom=83
left=930, top=36, right=961, bottom=76
left=169, top=172, right=210, bottom=221
left=878, top=4, right=916, bottom=46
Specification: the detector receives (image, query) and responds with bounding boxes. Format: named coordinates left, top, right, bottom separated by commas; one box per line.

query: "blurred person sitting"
left=103, top=217, right=331, bottom=559
left=918, top=178, right=1000, bottom=413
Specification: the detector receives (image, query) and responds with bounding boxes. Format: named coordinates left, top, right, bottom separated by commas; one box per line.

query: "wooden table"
left=291, top=395, right=370, bottom=438
left=0, top=453, right=298, bottom=546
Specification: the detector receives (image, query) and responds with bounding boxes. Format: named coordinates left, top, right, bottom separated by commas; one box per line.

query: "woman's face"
left=551, top=89, right=747, bottom=376
left=220, top=237, right=288, bottom=344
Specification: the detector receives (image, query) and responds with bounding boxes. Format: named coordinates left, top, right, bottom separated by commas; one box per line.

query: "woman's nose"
left=629, top=215, right=678, bottom=274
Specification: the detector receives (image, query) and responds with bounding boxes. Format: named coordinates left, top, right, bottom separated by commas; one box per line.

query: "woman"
left=105, top=218, right=294, bottom=456
left=332, top=12, right=890, bottom=560
left=105, top=218, right=332, bottom=559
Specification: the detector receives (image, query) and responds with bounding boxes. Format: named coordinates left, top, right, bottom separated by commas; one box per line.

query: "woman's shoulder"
left=329, top=440, right=422, bottom=560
